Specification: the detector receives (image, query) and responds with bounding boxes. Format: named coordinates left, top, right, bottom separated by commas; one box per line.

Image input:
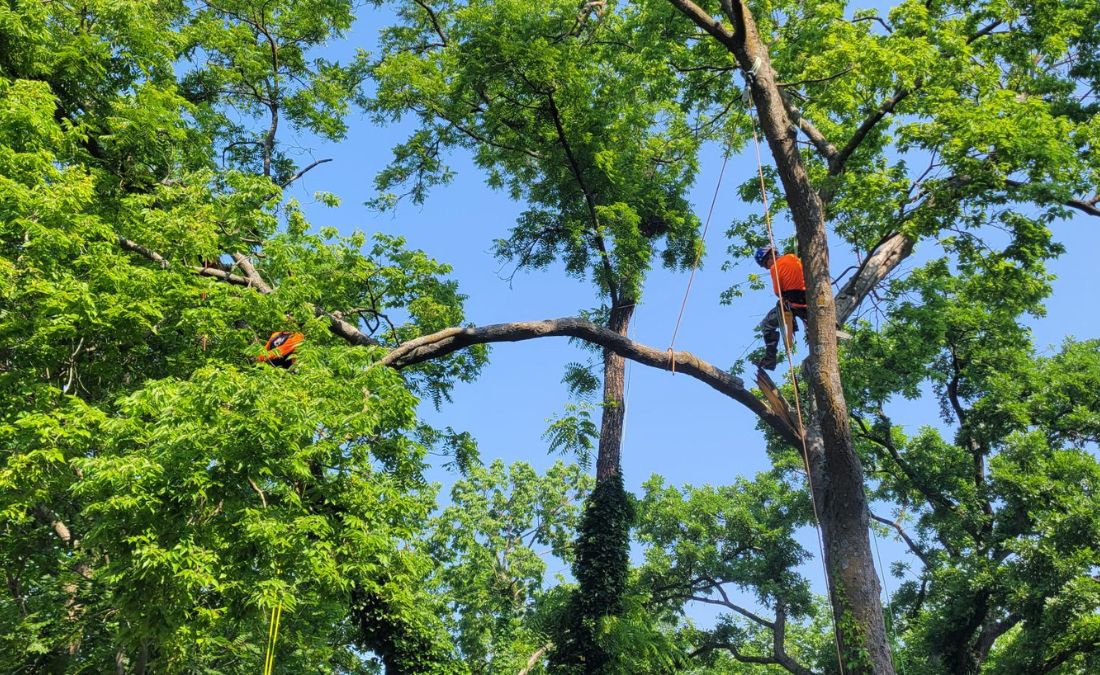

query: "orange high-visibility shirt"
left=257, top=331, right=304, bottom=367
left=770, top=253, right=805, bottom=297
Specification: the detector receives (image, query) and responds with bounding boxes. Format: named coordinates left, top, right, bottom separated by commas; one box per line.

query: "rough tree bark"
left=665, top=1, right=894, bottom=671
left=595, top=302, right=635, bottom=480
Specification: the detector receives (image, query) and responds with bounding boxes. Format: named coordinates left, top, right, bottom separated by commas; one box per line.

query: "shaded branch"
left=689, top=641, right=779, bottom=666
left=280, top=158, right=332, bottom=188
left=870, top=512, right=931, bottom=567
left=829, top=86, right=912, bottom=178
left=544, top=91, right=619, bottom=304
left=973, top=612, right=1021, bottom=664
left=1004, top=179, right=1100, bottom=217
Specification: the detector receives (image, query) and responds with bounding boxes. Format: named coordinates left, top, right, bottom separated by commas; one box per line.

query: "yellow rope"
left=263, top=600, right=283, bottom=675
left=748, top=108, right=847, bottom=675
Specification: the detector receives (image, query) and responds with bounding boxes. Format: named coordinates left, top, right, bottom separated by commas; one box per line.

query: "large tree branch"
left=701, top=575, right=777, bottom=629
left=119, top=234, right=801, bottom=443
left=117, top=237, right=169, bottom=269
left=382, top=318, right=803, bottom=446
left=836, top=177, right=1100, bottom=326
left=773, top=602, right=815, bottom=675
left=973, top=612, right=1021, bottom=664
left=230, top=252, right=274, bottom=294
left=517, top=644, right=550, bottom=675
left=1004, top=179, right=1100, bottom=217
left=834, top=231, right=914, bottom=324
left=689, top=641, right=779, bottom=666
left=32, top=506, right=93, bottom=581
left=829, top=86, right=912, bottom=179
left=666, top=0, right=740, bottom=52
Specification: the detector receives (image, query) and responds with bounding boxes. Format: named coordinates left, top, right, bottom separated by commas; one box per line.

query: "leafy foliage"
left=429, top=460, right=591, bottom=673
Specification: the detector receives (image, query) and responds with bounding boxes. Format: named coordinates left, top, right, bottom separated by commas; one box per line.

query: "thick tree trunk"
left=735, top=11, right=893, bottom=675
left=663, top=1, right=895, bottom=671
left=595, top=303, right=634, bottom=481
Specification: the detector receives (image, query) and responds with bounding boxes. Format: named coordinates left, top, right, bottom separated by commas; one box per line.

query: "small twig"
left=778, top=67, right=853, bottom=88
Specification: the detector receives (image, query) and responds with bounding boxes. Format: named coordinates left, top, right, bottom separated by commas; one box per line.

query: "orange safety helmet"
left=257, top=331, right=304, bottom=368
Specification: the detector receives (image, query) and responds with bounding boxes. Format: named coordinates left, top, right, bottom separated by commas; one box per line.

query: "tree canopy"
left=1, top=0, right=1097, bottom=673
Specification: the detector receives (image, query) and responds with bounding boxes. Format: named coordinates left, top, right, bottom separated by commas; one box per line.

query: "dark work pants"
left=757, top=297, right=808, bottom=368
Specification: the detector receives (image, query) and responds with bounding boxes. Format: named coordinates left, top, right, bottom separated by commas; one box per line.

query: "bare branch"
left=280, top=158, right=333, bottom=188
left=795, top=115, right=838, bottom=165
left=1004, top=179, right=1100, bottom=217
left=230, top=253, right=274, bottom=294
left=381, top=317, right=803, bottom=446
left=118, top=237, right=169, bottom=268
left=666, top=0, right=740, bottom=53
left=688, top=594, right=776, bottom=629
left=701, top=576, right=777, bottom=628
left=834, top=231, right=914, bottom=324
left=775, top=87, right=839, bottom=164
left=689, top=641, right=779, bottom=666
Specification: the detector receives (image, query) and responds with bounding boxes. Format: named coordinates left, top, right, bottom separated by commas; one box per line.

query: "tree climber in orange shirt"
left=753, top=245, right=808, bottom=371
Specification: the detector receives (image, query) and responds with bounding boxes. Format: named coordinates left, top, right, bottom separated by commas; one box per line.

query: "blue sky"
left=278, top=1, right=1100, bottom=626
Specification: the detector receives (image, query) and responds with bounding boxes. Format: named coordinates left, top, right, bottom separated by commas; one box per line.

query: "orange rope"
left=749, top=109, right=847, bottom=675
